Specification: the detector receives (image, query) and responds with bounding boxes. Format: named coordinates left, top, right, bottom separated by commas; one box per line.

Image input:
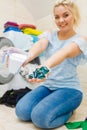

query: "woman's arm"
left=27, top=42, right=82, bottom=83
left=43, top=36, right=87, bottom=68
left=27, top=36, right=87, bottom=83
left=23, top=38, right=48, bottom=66
left=43, top=42, right=82, bottom=69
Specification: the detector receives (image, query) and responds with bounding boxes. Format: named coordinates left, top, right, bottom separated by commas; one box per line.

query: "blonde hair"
left=53, top=0, right=80, bottom=27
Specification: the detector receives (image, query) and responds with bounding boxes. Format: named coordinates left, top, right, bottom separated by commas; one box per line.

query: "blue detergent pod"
left=28, top=74, right=34, bottom=79
left=37, top=72, right=46, bottom=79
left=40, top=66, right=50, bottom=74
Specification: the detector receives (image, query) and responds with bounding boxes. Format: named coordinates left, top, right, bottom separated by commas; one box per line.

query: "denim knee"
left=31, top=105, right=58, bottom=129
left=31, top=106, right=50, bottom=129
left=31, top=106, right=72, bottom=129
left=15, top=101, right=31, bottom=121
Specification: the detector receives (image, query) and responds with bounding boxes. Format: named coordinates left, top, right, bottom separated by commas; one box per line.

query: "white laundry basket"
left=8, top=53, right=27, bottom=74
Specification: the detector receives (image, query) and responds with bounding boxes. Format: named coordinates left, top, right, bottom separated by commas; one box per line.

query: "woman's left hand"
left=27, top=66, right=50, bottom=83
left=27, top=77, right=47, bottom=83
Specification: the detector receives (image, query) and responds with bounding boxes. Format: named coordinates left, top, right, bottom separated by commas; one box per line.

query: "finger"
left=22, top=60, right=27, bottom=67
left=36, top=78, right=46, bottom=82
left=27, top=78, right=36, bottom=83
left=22, top=59, right=30, bottom=67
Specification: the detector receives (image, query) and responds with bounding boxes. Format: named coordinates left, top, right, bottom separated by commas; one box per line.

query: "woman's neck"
left=58, top=30, right=76, bottom=40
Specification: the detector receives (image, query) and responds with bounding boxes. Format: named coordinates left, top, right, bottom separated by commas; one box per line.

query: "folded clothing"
left=18, top=24, right=36, bottom=29
left=4, top=21, right=19, bottom=29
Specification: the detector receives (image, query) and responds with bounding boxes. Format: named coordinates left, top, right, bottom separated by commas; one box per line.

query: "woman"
left=15, top=0, right=87, bottom=129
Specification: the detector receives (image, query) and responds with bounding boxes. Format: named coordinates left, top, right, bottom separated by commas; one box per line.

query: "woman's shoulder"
left=80, top=36, right=87, bottom=41
left=72, top=34, right=87, bottom=46
left=77, top=35, right=87, bottom=42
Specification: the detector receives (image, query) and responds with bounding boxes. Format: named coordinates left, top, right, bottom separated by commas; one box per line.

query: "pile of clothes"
left=0, top=87, right=32, bottom=107
left=3, top=21, right=43, bottom=50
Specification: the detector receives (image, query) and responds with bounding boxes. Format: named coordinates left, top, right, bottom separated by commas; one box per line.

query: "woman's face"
left=54, top=5, right=74, bottom=32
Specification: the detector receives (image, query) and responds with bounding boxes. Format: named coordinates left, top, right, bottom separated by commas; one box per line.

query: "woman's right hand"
left=22, top=51, right=34, bottom=67
left=22, top=58, right=30, bottom=67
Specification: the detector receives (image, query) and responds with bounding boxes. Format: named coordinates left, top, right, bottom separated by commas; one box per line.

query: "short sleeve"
left=73, top=38, right=87, bottom=58
left=38, top=31, right=51, bottom=41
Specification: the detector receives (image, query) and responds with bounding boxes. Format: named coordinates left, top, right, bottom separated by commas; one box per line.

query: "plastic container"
left=8, top=53, right=27, bottom=74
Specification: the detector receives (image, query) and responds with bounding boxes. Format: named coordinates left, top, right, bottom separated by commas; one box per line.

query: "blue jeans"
left=15, top=86, right=83, bottom=129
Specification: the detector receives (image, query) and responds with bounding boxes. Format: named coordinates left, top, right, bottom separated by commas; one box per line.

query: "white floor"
left=0, top=64, right=87, bottom=130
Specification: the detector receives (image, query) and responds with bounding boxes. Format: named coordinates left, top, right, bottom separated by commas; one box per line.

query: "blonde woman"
left=15, top=0, right=87, bottom=129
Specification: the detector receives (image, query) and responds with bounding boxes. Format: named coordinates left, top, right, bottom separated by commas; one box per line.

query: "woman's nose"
left=59, top=17, right=64, bottom=22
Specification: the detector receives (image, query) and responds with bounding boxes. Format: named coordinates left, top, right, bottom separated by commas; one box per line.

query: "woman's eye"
left=54, top=16, right=59, bottom=19
left=64, top=13, right=69, bottom=18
